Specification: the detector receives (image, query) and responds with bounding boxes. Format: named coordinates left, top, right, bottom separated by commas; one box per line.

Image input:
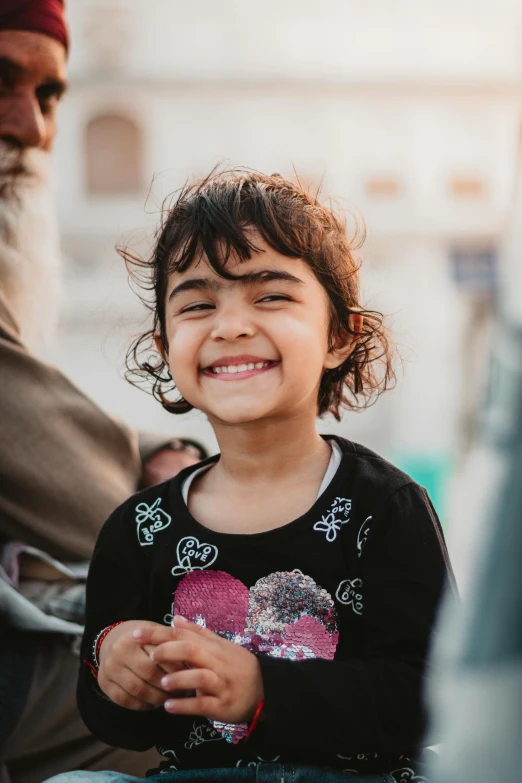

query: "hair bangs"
left=161, top=176, right=309, bottom=284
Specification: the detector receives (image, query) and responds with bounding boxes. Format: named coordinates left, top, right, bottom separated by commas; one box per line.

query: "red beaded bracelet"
left=91, top=620, right=126, bottom=673
left=246, top=698, right=265, bottom=739
left=83, top=658, right=98, bottom=681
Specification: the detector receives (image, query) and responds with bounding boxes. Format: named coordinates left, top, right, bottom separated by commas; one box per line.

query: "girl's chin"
left=206, top=405, right=278, bottom=427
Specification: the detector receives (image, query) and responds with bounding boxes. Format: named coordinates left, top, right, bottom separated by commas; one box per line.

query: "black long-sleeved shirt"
left=77, top=436, right=454, bottom=778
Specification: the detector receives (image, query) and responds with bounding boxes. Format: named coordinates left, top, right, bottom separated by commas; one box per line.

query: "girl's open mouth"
left=201, top=359, right=280, bottom=381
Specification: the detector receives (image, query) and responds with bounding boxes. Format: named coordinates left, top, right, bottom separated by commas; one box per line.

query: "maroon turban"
left=0, top=0, right=68, bottom=51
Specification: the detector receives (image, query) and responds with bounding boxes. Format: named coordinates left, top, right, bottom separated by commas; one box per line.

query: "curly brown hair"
left=122, top=167, right=395, bottom=420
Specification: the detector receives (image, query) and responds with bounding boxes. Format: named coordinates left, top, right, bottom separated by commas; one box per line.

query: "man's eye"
left=37, top=94, right=59, bottom=115
left=38, top=97, right=57, bottom=115
left=180, top=302, right=215, bottom=313
left=36, top=85, right=64, bottom=114
left=0, top=70, right=16, bottom=91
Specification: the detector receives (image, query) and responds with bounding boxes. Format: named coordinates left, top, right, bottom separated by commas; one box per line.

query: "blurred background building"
left=52, top=0, right=522, bottom=573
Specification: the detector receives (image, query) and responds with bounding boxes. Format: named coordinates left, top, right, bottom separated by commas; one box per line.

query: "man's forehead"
left=0, top=30, right=67, bottom=82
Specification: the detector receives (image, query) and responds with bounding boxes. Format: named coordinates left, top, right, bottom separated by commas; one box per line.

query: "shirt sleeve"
left=0, top=291, right=140, bottom=562
left=255, top=482, right=454, bottom=758
left=76, top=502, right=179, bottom=751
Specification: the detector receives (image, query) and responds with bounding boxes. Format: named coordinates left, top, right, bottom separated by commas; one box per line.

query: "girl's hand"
left=97, top=620, right=184, bottom=711
left=136, top=616, right=264, bottom=724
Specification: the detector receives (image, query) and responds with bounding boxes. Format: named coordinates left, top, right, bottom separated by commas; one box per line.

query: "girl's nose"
left=210, top=306, right=255, bottom=342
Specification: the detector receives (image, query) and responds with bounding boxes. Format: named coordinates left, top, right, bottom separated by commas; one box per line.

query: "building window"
left=85, top=114, right=143, bottom=195
left=449, top=176, right=487, bottom=199
left=365, top=177, right=402, bottom=198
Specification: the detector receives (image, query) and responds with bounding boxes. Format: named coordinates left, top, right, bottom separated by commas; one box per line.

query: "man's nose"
left=0, top=93, right=47, bottom=150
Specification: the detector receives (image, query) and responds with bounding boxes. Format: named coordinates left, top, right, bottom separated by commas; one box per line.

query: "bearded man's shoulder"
left=0, top=287, right=23, bottom=344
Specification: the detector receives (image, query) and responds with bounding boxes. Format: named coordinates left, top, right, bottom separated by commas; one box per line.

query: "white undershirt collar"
left=181, top=438, right=342, bottom=506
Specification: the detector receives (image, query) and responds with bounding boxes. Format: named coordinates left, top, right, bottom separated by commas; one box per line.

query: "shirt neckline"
left=181, top=437, right=343, bottom=506
left=169, top=434, right=354, bottom=544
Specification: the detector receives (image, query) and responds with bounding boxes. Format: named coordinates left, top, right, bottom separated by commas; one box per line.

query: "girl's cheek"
left=170, top=333, right=204, bottom=379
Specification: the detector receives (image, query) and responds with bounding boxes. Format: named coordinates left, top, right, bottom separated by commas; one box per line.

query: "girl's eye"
left=257, top=294, right=292, bottom=304
left=179, top=302, right=215, bottom=314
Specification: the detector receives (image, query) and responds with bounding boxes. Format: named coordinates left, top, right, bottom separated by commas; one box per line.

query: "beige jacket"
left=0, top=290, right=141, bottom=562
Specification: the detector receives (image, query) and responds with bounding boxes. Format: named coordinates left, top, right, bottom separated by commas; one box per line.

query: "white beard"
left=0, top=141, right=62, bottom=357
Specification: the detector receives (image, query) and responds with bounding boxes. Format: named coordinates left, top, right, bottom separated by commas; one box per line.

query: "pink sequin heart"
left=172, top=569, right=339, bottom=743
left=174, top=570, right=249, bottom=637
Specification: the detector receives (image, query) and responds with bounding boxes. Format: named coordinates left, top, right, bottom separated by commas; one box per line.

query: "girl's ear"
left=324, top=314, right=364, bottom=370
left=154, top=332, right=167, bottom=363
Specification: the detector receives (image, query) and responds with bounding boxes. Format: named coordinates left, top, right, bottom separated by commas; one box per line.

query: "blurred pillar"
left=389, top=239, right=462, bottom=521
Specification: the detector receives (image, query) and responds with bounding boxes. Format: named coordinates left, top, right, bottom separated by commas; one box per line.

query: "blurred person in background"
left=0, top=2, right=206, bottom=781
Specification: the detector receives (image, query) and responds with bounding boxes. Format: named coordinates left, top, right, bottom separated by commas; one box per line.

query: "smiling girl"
left=49, top=170, right=454, bottom=783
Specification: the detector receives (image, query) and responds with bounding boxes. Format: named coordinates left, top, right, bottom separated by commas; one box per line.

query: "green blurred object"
left=394, top=453, right=453, bottom=527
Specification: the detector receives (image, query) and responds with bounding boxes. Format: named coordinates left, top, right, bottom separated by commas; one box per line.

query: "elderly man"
left=0, top=3, right=204, bottom=781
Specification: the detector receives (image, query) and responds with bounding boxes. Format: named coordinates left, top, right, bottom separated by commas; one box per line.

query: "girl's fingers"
left=133, top=625, right=176, bottom=646
left=117, top=666, right=168, bottom=706
left=152, top=640, right=216, bottom=671
left=160, top=667, right=221, bottom=696
left=103, top=679, right=158, bottom=711
left=163, top=693, right=222, bottom=719
left=172, top=616, right=220, bottom=642
left=134, top=619, right=218, bottom=649
left=141, top=644, right=184, bottom=676
left=134, top=648, right=173, bottom=686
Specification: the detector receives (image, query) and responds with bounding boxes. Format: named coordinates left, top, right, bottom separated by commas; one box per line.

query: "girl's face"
left=158, top=235, right=350, bottom=428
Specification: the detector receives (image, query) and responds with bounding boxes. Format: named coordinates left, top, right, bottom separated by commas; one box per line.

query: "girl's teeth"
left=209, top=361, right=272, bottom=373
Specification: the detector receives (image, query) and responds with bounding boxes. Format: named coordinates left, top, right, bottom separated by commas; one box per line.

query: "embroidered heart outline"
left=335, top=577, right=363, bottom=615
left=136, top=498, right=172, bottom=546
left=171, top=536, right=218, bottom=577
